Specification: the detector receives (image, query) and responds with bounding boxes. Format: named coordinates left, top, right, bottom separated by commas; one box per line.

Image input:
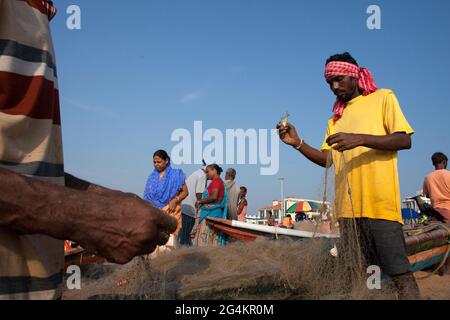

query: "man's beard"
left=337, top=86, right=360, bottom=103
left=337, top=93, right=353, bottom=103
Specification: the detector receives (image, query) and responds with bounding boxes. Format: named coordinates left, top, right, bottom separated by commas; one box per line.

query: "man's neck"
left=349, top=90, right=361, bottom=101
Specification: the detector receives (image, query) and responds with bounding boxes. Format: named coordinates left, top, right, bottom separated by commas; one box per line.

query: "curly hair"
left=326, top=52, right=359, bottom=66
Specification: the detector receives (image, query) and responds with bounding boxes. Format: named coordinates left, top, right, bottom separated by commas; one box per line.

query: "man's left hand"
left=326, top=133, right=365, bottom=152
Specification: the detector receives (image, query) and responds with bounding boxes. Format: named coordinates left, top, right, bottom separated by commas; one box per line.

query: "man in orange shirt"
left=282, top=215, right=294, bottom=229
left=423, top=152, right=450, bottom=223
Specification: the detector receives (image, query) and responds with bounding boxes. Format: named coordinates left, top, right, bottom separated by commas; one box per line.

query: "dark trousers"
left=338, top=218, right=411, bottom=276
left=178, top=214, right=196, bottom=246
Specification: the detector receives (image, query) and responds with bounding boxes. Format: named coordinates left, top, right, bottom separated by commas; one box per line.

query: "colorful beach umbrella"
left=309, top=202, right=321, bottom=212
left=287, top=201, right=312, bottom=213
left=287, top=201, right=323, bottom=213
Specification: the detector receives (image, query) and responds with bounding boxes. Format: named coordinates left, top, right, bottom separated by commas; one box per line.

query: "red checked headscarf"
left=325, top=61, right=378, bottom=122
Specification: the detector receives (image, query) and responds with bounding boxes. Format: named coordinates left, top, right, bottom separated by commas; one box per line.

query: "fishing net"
left=63, top=151, right=399, bottom=300
left=63, top=238, right=397, bottom=300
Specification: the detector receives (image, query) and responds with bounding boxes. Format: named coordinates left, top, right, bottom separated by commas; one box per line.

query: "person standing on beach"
left=278, top=52, right=420, bottom=299
left=237, top=187, right=248, bottom=222
left=267, top=212, right=276, bottom=226
left=179, top=166, right=207, bottom=246
left=144, top=150, right=189, bottom=253
left=192, top=164, right=228, bottom=247
left=225, top=168, right=240, bottom=220
left=423, top=152, right=450, bottom=223
left=423, top=152, right=450, bottom=275
left=0, top=1, right=177, bottom=300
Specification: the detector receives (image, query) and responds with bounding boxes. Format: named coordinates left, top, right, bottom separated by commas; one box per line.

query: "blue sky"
left=51, top=0, right=450, bottom=214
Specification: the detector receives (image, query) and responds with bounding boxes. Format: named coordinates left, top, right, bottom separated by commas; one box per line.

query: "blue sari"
left=143, top=163, right=186, bottom=209
left=196, top=187, right=228, bottom=246
left=199, top=189, right=228, bottom=223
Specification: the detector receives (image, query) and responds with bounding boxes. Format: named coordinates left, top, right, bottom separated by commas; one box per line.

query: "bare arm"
left=198, top=189, right=220, bottom=205
left=0, top=168, right=177, bottom=264
left=422, top=178, right=430, bottom=198
left=167, top=183, right=189, bottom=213
left=237, top=198, right=247, bottom=215
left=1, top=168, right=70, bottom=238
left=296, top=143, right=330, bottom=168
left=363, top=132, right=412, bottom=151
left=278, top=122, right=411, bottom=167
left=65, top=173, right=127, bottom=195
left=326, top=132, right=412, bottom=152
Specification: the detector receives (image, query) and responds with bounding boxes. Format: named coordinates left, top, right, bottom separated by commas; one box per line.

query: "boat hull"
left=206, top=217, right=339, bottom=241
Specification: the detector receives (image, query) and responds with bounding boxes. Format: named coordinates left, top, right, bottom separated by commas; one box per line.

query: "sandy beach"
left=416, top=272, right=450, bottom=300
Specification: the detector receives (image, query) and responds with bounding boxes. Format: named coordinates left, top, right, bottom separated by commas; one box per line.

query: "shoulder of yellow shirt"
left=324, top=88, right=396, bottom=124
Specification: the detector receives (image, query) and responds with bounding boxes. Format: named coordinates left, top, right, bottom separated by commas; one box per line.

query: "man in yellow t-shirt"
left=278, top=52, right=420, bottom=299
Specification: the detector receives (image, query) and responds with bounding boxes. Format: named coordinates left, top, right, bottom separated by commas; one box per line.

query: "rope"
left=339, top=151, right=365, bottom=280
left=313, top=150, right=334, bottom=239
left=415, top=223, right=450, bottom=280
left=405, top=222, right=441, bottom=237
left=79, top=252, right=85, bottom=266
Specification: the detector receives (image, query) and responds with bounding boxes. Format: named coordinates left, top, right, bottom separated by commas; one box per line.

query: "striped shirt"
left=0, top=0, right=64, bottom=300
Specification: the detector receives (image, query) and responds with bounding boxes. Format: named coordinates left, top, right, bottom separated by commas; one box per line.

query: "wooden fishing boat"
left=207, top=217, right=450, bottom=273
left=206, top=217, right=339, bottom=241
left=405, top=227, right=450, bottom=272
left=409, top=245, right=449, bottom=272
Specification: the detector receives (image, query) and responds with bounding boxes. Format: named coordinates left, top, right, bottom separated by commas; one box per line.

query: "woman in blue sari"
left=192, top=164, right=228, bottom=247
left=143, top=150, right=188, bottom=252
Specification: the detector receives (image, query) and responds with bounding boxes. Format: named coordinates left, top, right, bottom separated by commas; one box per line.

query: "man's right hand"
left=67, top=191, right=178, bottom=264
left=64, top=173, right=177, bottom=263
left=277, top=123, right=302, bottom=148
left=0, top=168, right=178, bottom=265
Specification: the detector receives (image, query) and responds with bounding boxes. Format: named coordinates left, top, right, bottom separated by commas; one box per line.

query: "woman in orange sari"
left=143, top=150, right=188, bottom=254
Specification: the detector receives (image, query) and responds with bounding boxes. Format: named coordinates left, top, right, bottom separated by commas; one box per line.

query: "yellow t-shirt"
left=320, top=89, right=414, bottom=224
